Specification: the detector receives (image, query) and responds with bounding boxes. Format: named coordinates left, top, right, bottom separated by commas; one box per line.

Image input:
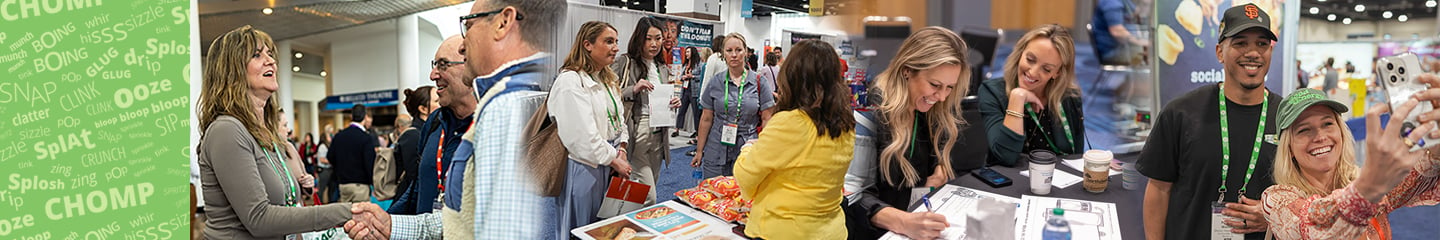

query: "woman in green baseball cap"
left=1263, top=87, right=1440, bottom=239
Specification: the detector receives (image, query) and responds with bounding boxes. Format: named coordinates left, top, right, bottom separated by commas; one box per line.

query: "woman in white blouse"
left=550, top=21, right=633, bottom=232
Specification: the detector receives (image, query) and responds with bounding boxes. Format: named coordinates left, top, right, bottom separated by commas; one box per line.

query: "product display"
left=676, top=176, right=753, bottom=223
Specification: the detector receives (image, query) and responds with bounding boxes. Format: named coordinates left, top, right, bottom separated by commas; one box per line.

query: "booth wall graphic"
left=1155, top=0, right=1291, bottom=106
left=0, top=0, right=191, bottom=238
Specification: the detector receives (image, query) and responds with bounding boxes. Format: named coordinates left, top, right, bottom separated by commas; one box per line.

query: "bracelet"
left=1005, top=110, right=1024, bottom=118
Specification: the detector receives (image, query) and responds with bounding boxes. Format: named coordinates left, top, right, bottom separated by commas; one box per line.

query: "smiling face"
left=1288, top=105, right=1342, bottom=178
left=1216, top=29, right=1274, bottom=90
left=906, top=64, right=963, bottom=112
left=431, top=36, right=476, bottom=109
left=246, top=42, right=279, bottom=98
left=1017, top=39, right=1061, bottom=93
left=587, top=27, right=621, bottom=67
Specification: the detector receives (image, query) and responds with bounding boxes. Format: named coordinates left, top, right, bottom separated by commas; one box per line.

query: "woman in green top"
left=978, top=24, right=1087, bottom=166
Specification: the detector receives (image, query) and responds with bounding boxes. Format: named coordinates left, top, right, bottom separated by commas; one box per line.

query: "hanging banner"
left=0, top=0, right=192, bottom=238
left=791, top=32, right=823, bottom=44
left=673, top=18, right=716, bottom=48
left=810, top=0, right=826, bottom=16
left=1155, top=0, right=1289, bottom=106
left=741, top=0, right=754, bottom=18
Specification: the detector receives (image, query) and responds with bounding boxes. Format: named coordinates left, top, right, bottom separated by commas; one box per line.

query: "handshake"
left=343, top=202, right=392, bottom=240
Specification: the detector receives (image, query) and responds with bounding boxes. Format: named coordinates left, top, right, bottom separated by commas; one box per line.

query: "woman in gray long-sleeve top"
left=197, top=25, right=354, bottom=239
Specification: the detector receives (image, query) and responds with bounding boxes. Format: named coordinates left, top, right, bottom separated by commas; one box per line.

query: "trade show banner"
left=0, top=0, right=192, bottom=238
left=673, top=18, right=716, bottom=48
left=1155, top=0, right=1290, bottom=106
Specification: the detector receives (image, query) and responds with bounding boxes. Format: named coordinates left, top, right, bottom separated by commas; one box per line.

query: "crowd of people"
left=194, top=1, right=1439, bottom=239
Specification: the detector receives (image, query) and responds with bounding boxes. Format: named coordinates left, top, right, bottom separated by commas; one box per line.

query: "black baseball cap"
left=1219, top=3, right=1277, bottom=41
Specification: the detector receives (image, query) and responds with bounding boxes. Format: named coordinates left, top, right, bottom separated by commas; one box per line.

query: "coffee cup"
left=1083, top=150, right=1114, bottom=193
left=1027, top=149, right=1058, bottom=195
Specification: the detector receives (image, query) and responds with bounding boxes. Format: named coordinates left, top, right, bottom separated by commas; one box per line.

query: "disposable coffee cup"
left=1083, top=150, right=1114, bottom=193
left=1122, top=162, right=1144, bottom=190
left=1027, top=149, right=1058, bottom=195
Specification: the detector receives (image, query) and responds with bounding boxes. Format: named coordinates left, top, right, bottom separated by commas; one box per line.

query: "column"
left=397, top=15, right=422, bottom=117
left=278, top=40, right=295, bottom=129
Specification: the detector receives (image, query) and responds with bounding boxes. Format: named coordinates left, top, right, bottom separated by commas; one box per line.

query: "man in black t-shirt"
left=1138, top=4, right=1279, bottom=240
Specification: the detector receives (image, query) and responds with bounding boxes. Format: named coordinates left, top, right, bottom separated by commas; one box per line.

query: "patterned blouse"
left=1262, top=155, right=1440, bottom=240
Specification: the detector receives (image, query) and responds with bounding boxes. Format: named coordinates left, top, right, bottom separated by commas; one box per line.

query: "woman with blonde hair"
left=1262, top=88, right=1440, bottom=239
left=550, top=20, right=632, bottom=234
left=978, top=24, right=1086, bottom=166
left=691, top=32, right=776, bottom=178
left=841, top=26, right=972, bottom=240
left=197, top=25, right=360, bottom=239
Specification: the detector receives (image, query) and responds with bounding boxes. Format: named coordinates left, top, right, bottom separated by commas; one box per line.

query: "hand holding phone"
left=1378, top=53, right=1438, bottom=151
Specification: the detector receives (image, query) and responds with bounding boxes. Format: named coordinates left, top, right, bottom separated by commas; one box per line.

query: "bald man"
left=386, top=35, right=479, bottom=215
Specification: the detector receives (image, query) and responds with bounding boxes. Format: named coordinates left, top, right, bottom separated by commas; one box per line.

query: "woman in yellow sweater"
left=734, top=39, right=856, bottom=239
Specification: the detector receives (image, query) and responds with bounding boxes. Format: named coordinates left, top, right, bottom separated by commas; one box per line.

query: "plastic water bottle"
left=1041, top=208, right=1072, bottom=240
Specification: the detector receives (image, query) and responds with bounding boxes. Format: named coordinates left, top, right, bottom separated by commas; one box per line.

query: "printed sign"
left=1155, top=0, right=1289, bottom=106
left=0, top=0, right=192, bottom=239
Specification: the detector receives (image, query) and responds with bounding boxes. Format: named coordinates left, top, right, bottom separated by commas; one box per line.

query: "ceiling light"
left=292, top=66, right=300, bottom=72
left=320, top=71, right=327, bottom=77
left=262, top=8, right=273, bottom=15
left=1318, top=0, right=1326, bottom=2
left=1342, top=18, right=1351, bottom=24
left=802, top=4, right=809, bottom=8
left=1355, top=5, right=1364, bottom=12
left=1309, top=7, right=1319, bottom=14
left=1399, top=15, right=1409, bottom=22
left=1327, top=14, right=1336, bottom=21
left=294, top=52, right=303, bottom=59
left=1383, top=11, right=1393, bottom=18
left=1430, top=0, right=1437, bottom=8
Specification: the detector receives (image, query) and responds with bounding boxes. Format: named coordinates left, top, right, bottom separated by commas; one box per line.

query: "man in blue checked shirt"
left=342, top=0, right=565, bottom=239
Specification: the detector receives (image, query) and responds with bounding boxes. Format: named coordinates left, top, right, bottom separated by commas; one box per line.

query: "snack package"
left=700, top=176, right=741, bottom=197
left=715, top=205, right=744, bottom=222
left=675, top=188, right=717, bottom=207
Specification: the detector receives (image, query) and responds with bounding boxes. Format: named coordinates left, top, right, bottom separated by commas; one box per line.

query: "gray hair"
left=489, top=0, right=565, bottom=51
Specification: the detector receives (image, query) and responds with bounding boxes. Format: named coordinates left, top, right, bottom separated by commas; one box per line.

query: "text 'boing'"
left=44, top=182, right=154, bottom=221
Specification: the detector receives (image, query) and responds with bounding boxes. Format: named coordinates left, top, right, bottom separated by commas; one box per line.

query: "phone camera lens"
left=1388, top=63, right=1395, bottom=70
left=1399, top=67, right=1406, bottom=75
left=1392, top=75, right=1399, bottom=83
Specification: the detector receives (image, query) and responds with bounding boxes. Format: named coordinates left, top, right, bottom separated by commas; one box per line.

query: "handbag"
left=523, top=98, right=568, bottom=197
left=596, top=175, right=651, bottom=218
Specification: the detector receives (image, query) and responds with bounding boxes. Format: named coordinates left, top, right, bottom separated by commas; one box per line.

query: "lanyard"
left=907, top=117, right=919, bottom=159
left=596, top=73, right=622, bottom=132
left=436, top=121, right=473, bottom=193
left=260, top=143, right=298, bottom=206
left=724, top=71, right=748, bottom=122
left=1025, top=103, right=1078, bottom=154
left=1217, top=85, right=1267, bottom=201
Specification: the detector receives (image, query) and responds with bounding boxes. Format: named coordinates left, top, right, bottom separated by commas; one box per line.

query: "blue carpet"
left=657, top=146, right=702, bottom=204
left=1390, top=205, right=1440, bottom=239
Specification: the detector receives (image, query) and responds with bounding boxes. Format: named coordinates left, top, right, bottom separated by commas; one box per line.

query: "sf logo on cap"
left=1245, top=5, right=1259, bottom=19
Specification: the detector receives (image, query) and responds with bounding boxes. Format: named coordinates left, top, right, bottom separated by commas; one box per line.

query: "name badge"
left=1211, top=201, right=1243, bottom=240
left=433, top=193, right=445, bottom=211
left=721, top=123, right=739, bottom=146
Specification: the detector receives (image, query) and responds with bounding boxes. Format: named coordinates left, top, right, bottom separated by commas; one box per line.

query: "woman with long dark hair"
left=610, top=17, right=680, bottom=205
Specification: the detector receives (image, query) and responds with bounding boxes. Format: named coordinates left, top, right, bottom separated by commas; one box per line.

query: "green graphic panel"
left=1, top=0, right=192, bottom=239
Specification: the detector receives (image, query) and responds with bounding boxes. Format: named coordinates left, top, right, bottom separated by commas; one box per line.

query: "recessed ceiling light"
left=292, top=66, right=300, bottom=72
left=294, top=52, right=303, bottom=59
left=1430, top=0, right=1438, bottom=8
left=320, top=71, right=327, bottom=77
left=1327, top=14, right=1336, bottom=21
left=1343, top=18, right=1352, bottom=24
left=802, top=4, right=809, bottom=8
left=1355, top=5, right=1364, bottom=12
left=1309, top=7, right=1319, bottom=14
left=262, top=8, right=273, bottom=15
left=1383, top=11, right=1392, bottom=19
left=1399, top=15, right=1409, bottom=22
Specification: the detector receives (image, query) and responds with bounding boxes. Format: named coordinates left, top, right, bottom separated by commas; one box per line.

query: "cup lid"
left=1029, top=149, right=1057, bottom=164
left=1084, top=149, right=1113, bottom=162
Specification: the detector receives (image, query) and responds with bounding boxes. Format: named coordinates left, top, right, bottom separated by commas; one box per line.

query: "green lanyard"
left=1024, top=103, right=1077, bottom=154
left=260, top=143, right=298, bottom=206
left=594, top=73, right=622, bottom=132
left=1217, top=85, right=1267, bottom=201
left=724, top=71, right=748, bottom=122
left=907, top=117, right=919, bottom=159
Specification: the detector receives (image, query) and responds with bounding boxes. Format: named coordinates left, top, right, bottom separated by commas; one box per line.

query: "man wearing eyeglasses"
left=384, top=35, right=475, bottom=217
left=343, top=0, right=564, bottom=239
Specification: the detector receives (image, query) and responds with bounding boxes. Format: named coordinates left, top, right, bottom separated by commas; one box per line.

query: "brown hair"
left=775, top=40, right=854, bottom=138
left=199, top=25, right=283, bottom=149
left=874, top=26, right=971, bottom=187
left=562, top=21, right=620, bottom=87
left=1002, top=24, right=1079, bottom=117
left=402, top=86, right=435, bottom=118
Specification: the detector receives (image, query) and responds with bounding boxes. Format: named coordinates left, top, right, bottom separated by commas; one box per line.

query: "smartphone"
left=971, top=167, right=1013, bottom=188
left=1378, top=53, right=1438, bottom=151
